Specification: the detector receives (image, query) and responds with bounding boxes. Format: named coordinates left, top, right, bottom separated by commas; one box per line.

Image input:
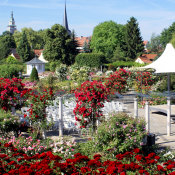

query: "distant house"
left=135, top=54, right=157, bottom=64
left=75, top=36, right=91, bottom=52
left=25, top=57, right=45, bottom=75
left=34, top=49, right=48, bottom=63
left=10, top=48, right=21, bottom=60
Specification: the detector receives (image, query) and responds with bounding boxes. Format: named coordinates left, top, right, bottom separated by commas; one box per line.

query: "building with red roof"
left=135, top=54, right=157, bottom=64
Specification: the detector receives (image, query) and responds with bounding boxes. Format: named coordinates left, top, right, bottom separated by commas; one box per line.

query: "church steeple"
left=63, top=1, right=71, bottom=35
left=7, top=11, right=17, bottom=34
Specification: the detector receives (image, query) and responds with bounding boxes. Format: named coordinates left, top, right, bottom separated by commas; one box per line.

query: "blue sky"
left=1, top=0, right=175, bottom=40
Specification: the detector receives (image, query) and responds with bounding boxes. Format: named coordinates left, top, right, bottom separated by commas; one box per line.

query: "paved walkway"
left=124, top=97, right=175, bottom=150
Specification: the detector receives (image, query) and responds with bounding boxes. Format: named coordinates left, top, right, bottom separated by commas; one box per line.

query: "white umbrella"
left=142, top=43, right=175, bottom=94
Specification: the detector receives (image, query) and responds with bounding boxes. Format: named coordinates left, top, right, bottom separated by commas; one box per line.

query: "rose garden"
left=0, top=64, right=175, bottom=175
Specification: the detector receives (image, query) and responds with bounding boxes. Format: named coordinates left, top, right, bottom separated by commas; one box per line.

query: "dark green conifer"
left=125, top=17, right=144, bottom=59
left=30, top=67, right=39, bottom=82
left=17, top=31, right=34, bottom=62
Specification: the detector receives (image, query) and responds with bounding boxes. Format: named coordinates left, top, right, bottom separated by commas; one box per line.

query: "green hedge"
left=106, top=61, right=145, bottom=68
left=75, top=53, right=106, bottom=68
left=0, top=64, right=24, bottom=78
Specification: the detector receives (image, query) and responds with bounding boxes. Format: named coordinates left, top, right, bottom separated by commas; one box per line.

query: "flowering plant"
left=1, top=142, right=175, bottom=174
left=134, top=72, right=156, bottom=94
left=0, top=78, right=30, bottom=111
left=93, top=113, right=147, bottom=154
left=105, top=69, right=129, bottom=94
left=73, top=81, right=108, bottom=131
left=24, top=88, right=54, bottom=138
left=0, top=135, right=52, bottom=156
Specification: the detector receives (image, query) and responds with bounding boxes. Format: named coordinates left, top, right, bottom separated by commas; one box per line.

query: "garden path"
left=123, top=92, right=175, bottom=150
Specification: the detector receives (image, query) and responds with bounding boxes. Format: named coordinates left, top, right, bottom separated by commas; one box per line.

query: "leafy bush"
left=30, top=67, right=39, bottom=82
left=75, top=53, right=106, bottom=68
left=94, top=113, right=146, bottom=154
left=0, top=64, right=23, bottom=78
left=49, top=61, right=61, bottom=72
left=55, top=64, right=68, bottom=81
left=6, top=56, right=19, bottom=64
left=0, top=109, right=20, bottom=137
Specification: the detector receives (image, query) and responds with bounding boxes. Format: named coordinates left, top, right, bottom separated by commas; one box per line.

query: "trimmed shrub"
left=0, top=64, right=23, bottom=78
left=75, top=53, right=106, bottom=68
left=106, top=61, right=145, bottom=68
left=30, top=67, right=39, bottom=82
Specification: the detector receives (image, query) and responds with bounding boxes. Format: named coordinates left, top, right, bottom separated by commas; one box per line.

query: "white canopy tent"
left=141, top=43, right=175, bottom=136
left=142, top=43, right=175, bottom=94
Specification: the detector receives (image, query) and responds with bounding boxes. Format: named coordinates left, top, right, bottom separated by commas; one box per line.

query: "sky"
left=1, top=0, right=175, bottom=41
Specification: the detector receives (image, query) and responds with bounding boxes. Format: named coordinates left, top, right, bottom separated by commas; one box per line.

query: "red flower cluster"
left=1, top=143, right=175, bottom=174
left=73, top=81, right=108, bottom=128
left=0, top=78, right=30, bottom=111
left=105, top=69, right=129, bottom=94
left=135, top=72, right=155, bottom=93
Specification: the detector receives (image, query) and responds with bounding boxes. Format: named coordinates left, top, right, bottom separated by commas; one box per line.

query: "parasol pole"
left=167, top=74, right=171, bottom=96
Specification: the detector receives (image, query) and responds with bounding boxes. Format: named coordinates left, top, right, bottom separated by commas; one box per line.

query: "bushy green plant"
left=0, top=64, right=23, bottom=78
left=6, top=56, right=19, bottom=64
left=30, top=67, right=39, bottom=82
left=0, top=109, right=19, bottom=137
left=55, top=64, right=68, bottom=81
left=107, top=61, right=145, bottom=68
left=82, top=113, right=147, bottom=155
left=49, top=61, right=61, bottom=72
left=75, top=53, right=106, bottom=68
left=69, top=65, right=90, bottom=85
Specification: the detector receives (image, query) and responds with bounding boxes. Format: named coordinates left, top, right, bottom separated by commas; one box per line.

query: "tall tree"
left=14, top=28, right=46, bottom=49
left=125, top=17, right=144, bottom=60
left=147, top=33, right=162, bottom=53
left=43, top=24, right=78, bottom=65
left=17, top=31, right=34, bottom=62
left=160, top=22, right=175, bottom=48
left=90, top=21, right=125, bottom=59
left=0, top=31, right=16, bottom=60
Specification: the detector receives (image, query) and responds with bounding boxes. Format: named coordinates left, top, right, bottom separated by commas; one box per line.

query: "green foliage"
left=0, top=64, right=23, bottom=78
left=170, top=33, right=175, bottom=49
left=90, top=21, right=125, bottom=58
left=107, top=61, right=144, bottom=68
left=14, top=28, right=46, bottom=49
left=6, top=56, right=19, bottom=64
left=49, top=61, right=61, bottom=72
left=55, top=64, right=68, bottom=81
left=147, top=33, right=162, bottom=53
left=125, top=17, right=144, bottom=59
left=0, top=109, right=19, bottom=137
left=160, top=22, right=175, bottom=47
left=75, top=53, right=106, bottom=68
left=30, top=67, right=39, bottom=82
left=43, top=24, right=78, bottom=65
left=157, top=74, right=175, bottom=92
left=0, top=32, right=16, bottom=60
left=17, top=31, right=34, bottom=62
left=112, top=45, right=127, bottom=62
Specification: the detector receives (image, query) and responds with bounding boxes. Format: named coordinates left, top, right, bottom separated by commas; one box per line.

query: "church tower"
left=63, top=1, right=71, bottom=35
left=7, top=11, right=17, bottom=34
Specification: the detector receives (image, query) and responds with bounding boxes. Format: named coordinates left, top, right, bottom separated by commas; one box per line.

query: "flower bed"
left=0, top=142, right=175, bottom=174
